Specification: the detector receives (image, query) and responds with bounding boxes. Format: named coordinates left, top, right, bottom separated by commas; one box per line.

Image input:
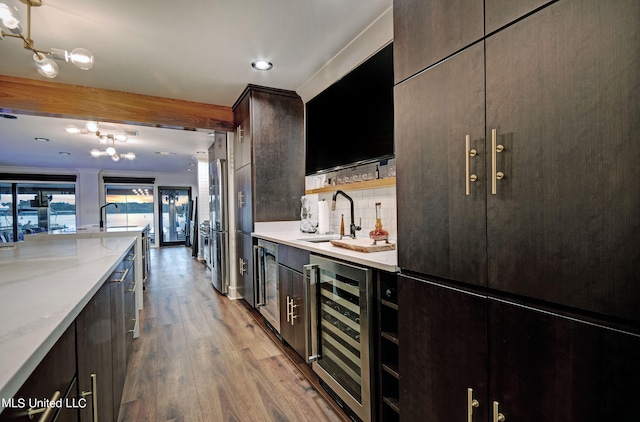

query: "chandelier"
left=0, top=0, right=94, bottom=78
left=65, top=121, right=136, bottom=162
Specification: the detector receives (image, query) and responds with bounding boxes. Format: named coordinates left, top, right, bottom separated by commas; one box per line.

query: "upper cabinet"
left=485, top=0, right=553, bottom=33
left=395, top=0, right=640, bottom=323
left=393, top=0, right=483, bottom=83
left=232, top=84, right=304, bottom=232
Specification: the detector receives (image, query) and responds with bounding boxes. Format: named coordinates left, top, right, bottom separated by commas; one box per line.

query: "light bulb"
left=251, top=60, right=273, bottom=71
left=65, top=124, right=81, bottom=134
left=33, top=53, right=59, bottom=78
left=125, top=152, right=136, bottom=160
left=0, top=2, right=20, bottom=29
left=85, top=121, right=99, bottom=133
left=69, top=48, right=94, bottom=70
left=114, top=134, right=127, bottom=142
left=90, top=149, right=101, bottom=158
left=112, top=154, right=120, bottom=162
left=106, top=146, right=116, bottom=156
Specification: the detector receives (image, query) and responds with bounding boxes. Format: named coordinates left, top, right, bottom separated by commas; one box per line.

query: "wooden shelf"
left=381, top=331, right=399, bottom=345
left=383, top=396, right=400, bottom=414
left=382, top=363, right=400, bottom=379
left=305, top=177, right=396, bottom=194
left=381, top=299, right=398, bottom=310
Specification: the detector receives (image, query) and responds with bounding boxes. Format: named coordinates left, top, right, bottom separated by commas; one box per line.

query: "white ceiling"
left=0, top=0, right=392, bottom=173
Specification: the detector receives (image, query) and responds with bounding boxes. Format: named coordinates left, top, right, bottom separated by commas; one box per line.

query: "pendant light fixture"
left=66, top=121, right=136, bottom=162
left=0, top=0, right=94, bottom=78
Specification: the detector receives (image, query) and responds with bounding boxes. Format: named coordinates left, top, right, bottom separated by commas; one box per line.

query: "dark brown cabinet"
left=0, top=325, right=77, bottom=421
left=396, top=0, right=640, bottom=323
left=277, top=244, right=310, bottom=359
left=76, top=282, right=114, bottom=422
left=393, top=0, right=483, bottom=83
left=484, top=0, right=552, bottom=34
left=484, top=0, right=640, bottom=322
left=399, top=275, right=640, bottom=422
left=232, top=85, right=304, bottom=307
left=395, top=41, right=486, bottom=288
left=235, top=232, right=255, bottom=304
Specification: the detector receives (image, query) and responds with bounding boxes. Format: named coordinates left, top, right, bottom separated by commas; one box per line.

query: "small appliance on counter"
left=300, top=194, right=318, bottom=233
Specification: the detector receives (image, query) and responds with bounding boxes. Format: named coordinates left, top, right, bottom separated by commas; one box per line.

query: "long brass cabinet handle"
left=286, top=295, right=291, bottom=323
left=112, top=268, right=130, bottom=284
left=491, top=128, right=505, bottom=195
left=237, top=191, right=245, bottom=208
left=81, top=373, right=99, bottom=422
left=28, top=390, right=61, bottom=421
left=467, top=388, right=480, bottom=422
left=465, top=135, right=478, bottom=196
left=493, top=401, right=506, bottom=422
left=237, top=125, right=243, bottom=142
left=290, top=298, right=298, bottom=325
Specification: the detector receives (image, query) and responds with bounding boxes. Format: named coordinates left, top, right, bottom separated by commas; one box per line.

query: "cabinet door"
left=251, top=90, right=305, bottom=223
left=393, top=0, right=483, bottom=83
left=234, top=164, right=253, bottom=234
left=110, top=267, right=127, bottom=418
left=236, top=232, right=256, bottom=307
left=396, top=42, right=487, bottom=287
left=489, top=299, right=640, bottom=421
left=0, top=324, right=77, bottom=421
left=485, top=0, right=640, bottom=322
left=398, top=275, right=488, bottom=421
left=289, top=268, right=307, bottom=359
left=234, top=92, right=252, bottom=169
left=485, top=0, right=553, bottom=34
left=278, top=265, right=294, bottom=348
left=76, top=282, right=114, bottom=422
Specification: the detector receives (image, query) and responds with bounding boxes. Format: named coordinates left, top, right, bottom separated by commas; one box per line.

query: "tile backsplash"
left=312, top=186, right=397, bottom=240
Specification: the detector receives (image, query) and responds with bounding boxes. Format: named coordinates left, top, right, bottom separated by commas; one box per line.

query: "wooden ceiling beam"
left=0, top=75, right=234, bottom=132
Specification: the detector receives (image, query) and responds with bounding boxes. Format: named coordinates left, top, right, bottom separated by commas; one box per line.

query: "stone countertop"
left=0, top=236, right=136, bottom=409
left=252, top=221, right=399, bottom=273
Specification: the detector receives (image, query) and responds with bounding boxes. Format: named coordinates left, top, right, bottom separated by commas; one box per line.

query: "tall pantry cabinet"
left=394, top=0, right=640, bottom=420
left=232, top=85, right=304, bottom=307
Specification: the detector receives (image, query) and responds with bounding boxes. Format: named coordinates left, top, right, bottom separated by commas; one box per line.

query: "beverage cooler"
left=305, top=254, right=374, bottom=422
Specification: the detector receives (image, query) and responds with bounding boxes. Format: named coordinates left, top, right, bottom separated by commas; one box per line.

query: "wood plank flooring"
left=117, top=246, right=346, bottom=422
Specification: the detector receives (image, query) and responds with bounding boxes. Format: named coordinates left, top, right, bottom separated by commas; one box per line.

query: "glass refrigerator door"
left=317, top=266, right=365, bottom=403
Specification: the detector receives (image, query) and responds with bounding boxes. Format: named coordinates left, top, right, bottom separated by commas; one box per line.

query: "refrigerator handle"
left=304, top=263, right=320, bottom=363
left=254, top=245, right=265, bottom=307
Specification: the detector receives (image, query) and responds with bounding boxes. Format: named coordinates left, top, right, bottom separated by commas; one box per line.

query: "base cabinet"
left=277, top=244, right=310, bottom=360
left=76, top=282, right=114, bottom=422
left=398, top=275, right=640, bottom=421
left=0, top=325, right=77, bottom=421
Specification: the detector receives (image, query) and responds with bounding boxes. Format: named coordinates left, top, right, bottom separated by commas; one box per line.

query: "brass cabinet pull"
left=491, top=128, right=505, bottom=194
left=286, top=295, right=291, bottom=323
left=290, top=298, right=298, bottom=325
left=112, top=268, right=130, bottom=284
left=465, top=135, right=478, bottom=196
left=237, top=125, right=243, bottom=143
left=239, top=257, right=246, bottom=276
left=467, top=388, right=480, bottom=422
left=81, top=373, right=99, bottom=422
left=493, top=401, right=506, bottom=422
left=28, top=390, right=61, bottom=421
left=127, top=281, right=137, bottom=293
left=237, top=190, right=245, bottom=208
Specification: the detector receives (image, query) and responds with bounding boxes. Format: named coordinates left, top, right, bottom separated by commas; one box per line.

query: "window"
left=105, top=185, right=155, bottom=244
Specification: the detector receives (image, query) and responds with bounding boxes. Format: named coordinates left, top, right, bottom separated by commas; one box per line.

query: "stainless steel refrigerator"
left=210, top=158, right=229, bottom=294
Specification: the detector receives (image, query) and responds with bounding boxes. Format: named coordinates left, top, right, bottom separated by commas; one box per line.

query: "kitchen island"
left=0, top=236, right=136, bottom=412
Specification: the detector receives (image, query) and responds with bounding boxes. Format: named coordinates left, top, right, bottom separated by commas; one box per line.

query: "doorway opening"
left=158, top=186, right=191, bottom=246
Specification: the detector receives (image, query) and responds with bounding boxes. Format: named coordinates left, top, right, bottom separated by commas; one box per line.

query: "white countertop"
left=252, top=221, right=399, bottom=273
left=0, top=236, right=136, bottom=408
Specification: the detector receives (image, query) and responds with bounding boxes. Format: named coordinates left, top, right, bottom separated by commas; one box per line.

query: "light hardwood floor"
left=117, top=246, right=346, bottom=422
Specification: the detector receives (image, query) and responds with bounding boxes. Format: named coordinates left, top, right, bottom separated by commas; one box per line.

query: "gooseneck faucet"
left=99, top=202, right=118, bottom=229
left=331, top=190, right=361, bottom=238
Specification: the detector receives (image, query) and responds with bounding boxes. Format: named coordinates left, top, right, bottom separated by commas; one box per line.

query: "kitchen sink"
left=297, top=235, right=340, bottom=243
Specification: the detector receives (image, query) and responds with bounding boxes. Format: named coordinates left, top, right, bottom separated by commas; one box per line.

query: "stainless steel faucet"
left=99, top=202, right=118, bottom=228
left=331, top=190, right=361, bottom=238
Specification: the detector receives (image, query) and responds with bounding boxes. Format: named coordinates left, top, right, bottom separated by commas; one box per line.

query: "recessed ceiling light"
left=35, top=137, right=50, bottom=142
left=59, top=152, right=71, bottom=155
left=196, top=151, right=206, bottom=155
left=155, top=151, right=175, bottom=155
left=251, top=60, right=273, bottom=71
left=188, top=162, right=196, bottom=166
left=207, top=132, right=216, bottom=137
left=185, top=168, right=193, bottom=172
